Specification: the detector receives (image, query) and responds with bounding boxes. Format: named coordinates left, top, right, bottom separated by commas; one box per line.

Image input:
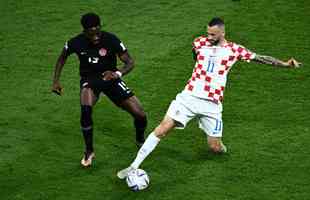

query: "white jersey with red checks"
left=185, top=36, right=256, bottom=103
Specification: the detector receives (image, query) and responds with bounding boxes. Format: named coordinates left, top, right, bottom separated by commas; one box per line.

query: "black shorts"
left=80, top=77, right=134, bottom=105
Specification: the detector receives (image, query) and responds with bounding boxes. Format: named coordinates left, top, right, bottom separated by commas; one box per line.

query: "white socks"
left=131, top=132, right=160, bottom=169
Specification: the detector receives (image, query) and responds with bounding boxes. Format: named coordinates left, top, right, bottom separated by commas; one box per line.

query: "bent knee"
left=153, top=126, right=165, bottom=138
left=209, top=144, right=223, bottom=153
left=208, top=141, right=223, bottom=153
left=154, top=123, right=173, bottom=138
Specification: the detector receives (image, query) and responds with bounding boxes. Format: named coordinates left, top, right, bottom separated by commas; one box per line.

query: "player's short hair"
left=81, top=13, right=101, bottom=29
left=208, top=17, right=225, bottom=27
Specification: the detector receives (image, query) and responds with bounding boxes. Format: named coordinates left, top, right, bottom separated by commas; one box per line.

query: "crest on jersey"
left=99, top=48, right=107, bottom=56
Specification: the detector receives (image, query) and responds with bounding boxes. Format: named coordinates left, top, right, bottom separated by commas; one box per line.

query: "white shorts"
left=166, top=91, right=223, bottom=137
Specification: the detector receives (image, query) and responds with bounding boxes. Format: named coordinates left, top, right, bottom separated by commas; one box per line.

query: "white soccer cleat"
left=117, top=166, right=136, bottom=179
left=81, top=152, right=95, bottom=167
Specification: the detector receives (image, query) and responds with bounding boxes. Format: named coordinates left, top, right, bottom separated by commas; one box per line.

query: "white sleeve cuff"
left=115, top=71, right=122, bottom=77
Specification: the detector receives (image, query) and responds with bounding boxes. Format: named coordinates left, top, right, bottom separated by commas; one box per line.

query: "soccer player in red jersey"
left=117, top=17, right=301, bottom=179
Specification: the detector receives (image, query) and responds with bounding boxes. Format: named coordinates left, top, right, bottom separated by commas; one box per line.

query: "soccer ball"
left=126, top=169, right=150, bottom=191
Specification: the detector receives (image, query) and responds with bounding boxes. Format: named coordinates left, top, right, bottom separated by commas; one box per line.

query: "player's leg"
left=118, top=96, right=147, bottom=146
left=207, top=136, right=227, bottom=153
left=117, top=115, right=176, bottom=179
left=80, top=84, right=98, bottom=167
left=132, top=115, right=176, bottom=168
left=117, top=93, right=195, bottom=179
left=199, top=115, right=227, bottom=153
left=104, top=79, right=147, bottom=146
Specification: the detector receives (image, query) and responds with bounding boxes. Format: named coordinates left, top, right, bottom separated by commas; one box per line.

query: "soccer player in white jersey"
left=117, top=17, right=301, bottom=179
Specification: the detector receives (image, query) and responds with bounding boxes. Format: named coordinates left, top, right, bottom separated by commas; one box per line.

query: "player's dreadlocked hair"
left=208, top=17, right=225, bottom=27
left=81, top=13, right=101, bottom=29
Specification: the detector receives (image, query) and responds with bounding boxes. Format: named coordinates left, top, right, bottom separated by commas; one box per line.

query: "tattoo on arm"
left=253, top=54, right=288, bottom=67
left=119, top=52, right=134, bottom=76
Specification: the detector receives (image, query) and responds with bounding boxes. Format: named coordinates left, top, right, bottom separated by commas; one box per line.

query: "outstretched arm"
left=253, top=54, right=301, bottom=68
left=52, top=48, right=69, bottom=95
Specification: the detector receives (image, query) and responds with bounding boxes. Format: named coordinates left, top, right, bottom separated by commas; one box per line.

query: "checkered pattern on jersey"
left=186, top=36, right=255, bottom=103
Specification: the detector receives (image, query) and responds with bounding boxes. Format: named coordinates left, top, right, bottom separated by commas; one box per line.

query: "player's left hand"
left=102, top=71, right=120, bottom=81
left=287, top=58, right=302, bottom=68
left=51, top=81, right=64, bottom=96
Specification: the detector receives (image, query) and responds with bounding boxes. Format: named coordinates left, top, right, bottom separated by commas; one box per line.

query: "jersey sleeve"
left=64, top=38, right=76, bottom=55
left=110, top=34, right=127, bottom=55
left=234, top=44, right=256, bottom=62
left=192, top=36, right=208, bottom=53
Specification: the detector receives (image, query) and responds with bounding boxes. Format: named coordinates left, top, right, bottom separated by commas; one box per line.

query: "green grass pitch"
left=1, top=0, right=310, bottom=199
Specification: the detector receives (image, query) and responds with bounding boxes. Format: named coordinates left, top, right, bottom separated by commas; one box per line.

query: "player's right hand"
left=102, top=71, right=119, bottom=81
left=287, top=58, right=302, bottom=68
left=51, top=81, right=64, bottom=96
